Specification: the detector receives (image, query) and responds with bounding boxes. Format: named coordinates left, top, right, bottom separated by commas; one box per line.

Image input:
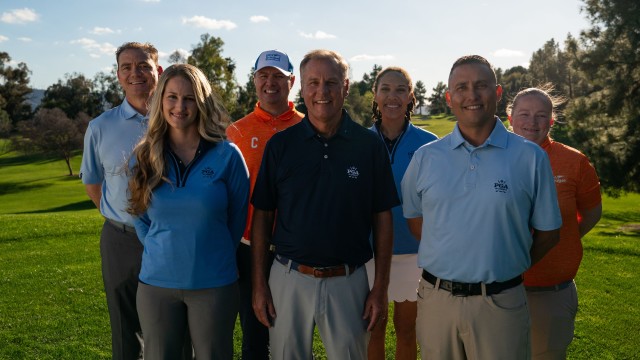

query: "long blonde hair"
left=128, top=64, right=230, bottom=215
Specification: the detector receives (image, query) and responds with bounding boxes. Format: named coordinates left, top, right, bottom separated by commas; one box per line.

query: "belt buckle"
left=313, top=266, right=342, bottom=278
left=451, top=282, right=470, bottom=297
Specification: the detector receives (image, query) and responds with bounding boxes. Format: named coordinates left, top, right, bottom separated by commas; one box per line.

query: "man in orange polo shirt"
left=226, top=49, right=303, bottom=360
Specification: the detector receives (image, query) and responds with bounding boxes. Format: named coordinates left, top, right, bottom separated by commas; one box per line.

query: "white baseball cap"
left=254, top=50, right=293, bottom=76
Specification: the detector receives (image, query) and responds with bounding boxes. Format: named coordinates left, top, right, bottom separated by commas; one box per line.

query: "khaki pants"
left=527, top=281, right=578, bottom=360
left=416, top=278, right=531, bottom=360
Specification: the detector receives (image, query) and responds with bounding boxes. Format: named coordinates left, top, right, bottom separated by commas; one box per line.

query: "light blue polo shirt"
left=80, top=99, right=147, bottom=226
left=401, top=119, right=561, bottom=283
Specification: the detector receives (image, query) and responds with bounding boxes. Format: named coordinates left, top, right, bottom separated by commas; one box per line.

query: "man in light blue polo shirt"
left=401, top=55, right=562, bottom=360
left=80, top=42, right=162, bottom=360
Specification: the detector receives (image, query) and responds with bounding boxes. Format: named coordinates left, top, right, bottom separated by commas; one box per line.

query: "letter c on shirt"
left=251, top=137, right=258, bottom=148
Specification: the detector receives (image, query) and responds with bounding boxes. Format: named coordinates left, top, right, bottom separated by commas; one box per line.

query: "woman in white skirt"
left=366, top=67, right=438, bottom=360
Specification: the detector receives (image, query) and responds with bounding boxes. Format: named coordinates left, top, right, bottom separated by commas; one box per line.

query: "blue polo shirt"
left=401, top=119, right=561, bottom=283
left=252, top=111, right=399, bottom=267
left=370, top=121, right=438, bottom=254
left=80, top=99, right=147, bottom=225
left=134, top=140, right=249, bottom=289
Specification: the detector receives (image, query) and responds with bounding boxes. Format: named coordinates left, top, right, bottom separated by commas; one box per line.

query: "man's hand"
left=362, top=284, right=388, bottom=332
left=252, top=282, right=276, bottom=328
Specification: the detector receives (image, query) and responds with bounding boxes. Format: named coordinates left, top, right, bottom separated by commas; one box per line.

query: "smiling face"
left=446, top=62, right=502, bottom=131
left=117, top=48, right=160, bottom=99
left=254, top=66, right=295, bottom=114
left=510, top=94, right=552, bottom=145
left=162, top=75, right=199, bottom=134
left=300, top=58, right=349, bottom=124
left=374, top=71, right=413, bottom=123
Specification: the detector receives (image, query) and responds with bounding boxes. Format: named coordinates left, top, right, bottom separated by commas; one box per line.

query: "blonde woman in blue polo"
left=128, top=64, right=249, bottom=360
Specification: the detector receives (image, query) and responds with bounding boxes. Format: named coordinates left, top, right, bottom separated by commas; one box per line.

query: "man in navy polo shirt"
left=251, top=49, right=399, bottom=359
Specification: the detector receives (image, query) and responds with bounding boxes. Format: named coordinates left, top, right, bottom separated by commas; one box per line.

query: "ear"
left=445, top=91, right=452, bottom=108
left=289, top=75, right=296, bottom=88
left=496, top=84, right=503, bottom=102
left=508, top=114, right=513, bottom=125
left=157, top=65, right=163, bottom=76
left=550, top=117, right=555, bottom=126
left=344, top=79, right=350, bottom=97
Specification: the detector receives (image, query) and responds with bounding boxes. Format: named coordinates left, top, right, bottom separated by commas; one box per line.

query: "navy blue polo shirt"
left=252, top=111, right=399, bottom=267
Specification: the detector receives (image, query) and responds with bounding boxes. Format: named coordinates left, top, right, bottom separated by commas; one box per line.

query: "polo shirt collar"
left=449, top=116, right=508, bottom=150
left=119, top=98, right=148, bottom=120
left=301, top=109, right=355, bottom=140
left=253, top=101, right=299, bottom=123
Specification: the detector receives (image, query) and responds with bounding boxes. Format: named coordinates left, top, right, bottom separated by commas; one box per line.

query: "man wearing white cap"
left=226, top=49, right=303, bottom=359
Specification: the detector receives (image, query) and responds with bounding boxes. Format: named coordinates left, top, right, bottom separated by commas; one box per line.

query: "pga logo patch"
left=346, top=166, right=360, bottom=179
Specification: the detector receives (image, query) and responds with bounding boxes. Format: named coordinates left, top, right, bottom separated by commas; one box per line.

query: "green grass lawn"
left=1, top=117, right=639, bottom=359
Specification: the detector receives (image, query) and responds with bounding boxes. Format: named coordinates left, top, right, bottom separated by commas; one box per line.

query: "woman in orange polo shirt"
left=508, top=85, right=602, bottom=360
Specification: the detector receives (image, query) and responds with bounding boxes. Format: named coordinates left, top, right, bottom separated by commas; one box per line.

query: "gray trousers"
left=268, top=260, right=370, bottom=360
left=137, top=282, right=239, bottom=360
left=100, top=220, right=144, bottom=360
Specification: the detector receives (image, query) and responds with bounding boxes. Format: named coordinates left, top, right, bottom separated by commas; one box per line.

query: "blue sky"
left=1, top=0, right=591, bottom=98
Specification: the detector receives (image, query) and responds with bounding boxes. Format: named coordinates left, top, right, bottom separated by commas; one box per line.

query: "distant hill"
left=26, top=89, right=45, bottom=110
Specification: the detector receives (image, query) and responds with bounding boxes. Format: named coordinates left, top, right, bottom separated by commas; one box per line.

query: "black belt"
left=525, top=280, right=573, bottom=292
left=275, top=255, right=360, bottom=278
left=106, top=218, right=136, bottom=234
left=422, top=270, right=522, bottom=296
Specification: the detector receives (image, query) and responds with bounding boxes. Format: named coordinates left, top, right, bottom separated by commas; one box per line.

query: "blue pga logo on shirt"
left=347, top=166, right=360, bottom=179
left=493, top=179, right=509, bottom=193
left=201, top=167, right=215, bottom=178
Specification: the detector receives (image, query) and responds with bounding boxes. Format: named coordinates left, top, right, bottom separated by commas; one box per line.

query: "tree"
left=357, top=64, right=382, bottom=95
left=427, top=82, right=449, bottom=115
left=497, top=65, right=531, bottom=119
left=39, top=73, right=103, bottom=119
left=344, top=81, right=374, bottom=127
left=414, top=81, right=427, bottom=115
left=563, top=0, right=640, bottom=193
left=93, top=65, right=123, bottom=110
left=187, top=34, right=238, bottom=115
left=168, top=50, right=187, bottom=65
left=230, top=68, right=257, bottom=120
left=0, top=52, right=32, bottom=126
left=15, top=108, right=86, bottom=175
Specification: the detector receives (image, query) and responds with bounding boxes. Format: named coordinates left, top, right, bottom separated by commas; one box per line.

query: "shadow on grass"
left=0, top=152, right=62, bottom=167
left=584, top=244, right=640, bottom=258
left=18, top=199, right=96, bottom=214
left=0, top=182, right=50, bottom=196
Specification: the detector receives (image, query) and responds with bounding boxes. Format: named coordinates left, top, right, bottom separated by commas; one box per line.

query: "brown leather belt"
left=422, top=269, right=522, bottom=296
left=275, top=255, right=359, bottom=278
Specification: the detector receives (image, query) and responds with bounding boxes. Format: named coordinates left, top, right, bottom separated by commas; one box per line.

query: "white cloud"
left=298, top=30, right=337, bottom=40
left=1, top=8, right=39, bottom=24
left=90, top=27, right=118, bottom=35
left=250, top=15, right=269, bottom=23
left=70, top=38, right=117, bottom=57
left=182, top=16, right=237, bottom=30
left=350, top=54, right=394, bottom=62
left=493, top=49, right=525, bottom=58
left=0, top=35, right=8, bottom=42
left=18, top=37, right=31, bottom=42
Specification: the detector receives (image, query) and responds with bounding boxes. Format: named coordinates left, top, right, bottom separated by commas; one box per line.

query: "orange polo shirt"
left=524, top=137, right=601, bottom=286
left=226, top=101, right=303, bottom=242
